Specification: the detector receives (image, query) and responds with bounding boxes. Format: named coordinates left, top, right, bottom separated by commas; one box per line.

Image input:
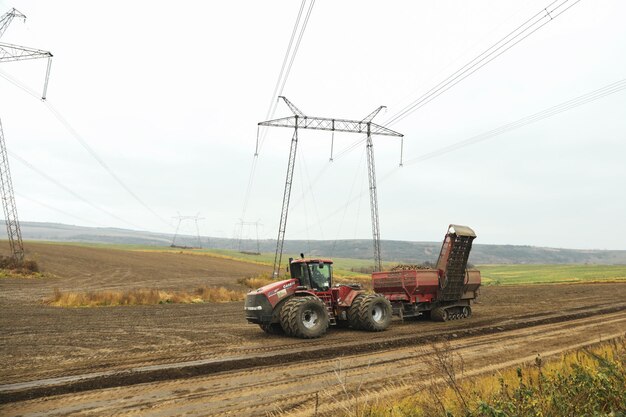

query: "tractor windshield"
left=308, top=263, right=331, bottom=291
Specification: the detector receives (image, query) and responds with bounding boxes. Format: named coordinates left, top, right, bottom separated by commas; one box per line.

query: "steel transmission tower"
left=237, top=219, right=262, bottom=254
left=0, top=8, right=53, bottom=262
left=171, top=214, right=204, bottom=248
left=0, top=8, right=54, bottom=99
left=0, top=120, right=24, bottom=262
left=259, top=97, right=403, bottom=276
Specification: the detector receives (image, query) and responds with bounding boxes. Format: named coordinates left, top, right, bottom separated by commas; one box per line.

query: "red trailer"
left=372, top=225, right=481, bottom=321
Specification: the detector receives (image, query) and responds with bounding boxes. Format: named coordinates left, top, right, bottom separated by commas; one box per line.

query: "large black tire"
left=351, top=294, right=392, bottom=332
left=431, top=306, right=448, bottom=322
left=259, top=323, right=284, bottom=335
left=347, top=294, right=366, bottom=329
left=279, top=296, right=329, bottom=339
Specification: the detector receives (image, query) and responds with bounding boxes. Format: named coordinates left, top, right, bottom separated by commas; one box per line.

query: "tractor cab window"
left=290, top=263, right=306, bottom=283
left=308, top=263, right=331, bottom=291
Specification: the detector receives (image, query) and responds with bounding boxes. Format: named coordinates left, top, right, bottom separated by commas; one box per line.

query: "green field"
left=479, top=264, right=626, bottom=285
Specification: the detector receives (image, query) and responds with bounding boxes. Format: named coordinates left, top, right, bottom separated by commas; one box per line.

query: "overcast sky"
left=1, top=0, right=625, bottom=249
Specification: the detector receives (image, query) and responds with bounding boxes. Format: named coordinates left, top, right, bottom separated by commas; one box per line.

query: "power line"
left=400, top=78, right=626, bottom=167
left=296, top=151, right=312, bottom=254
left=15, top=191, right=104, bottom=227
left=383, top=1, right=541, bottom=120
left=258, top=0, right=316, bottom=154
left=329, top=146, right=366, bottom=257
left=240, top=0, right=316, bottom=223
left=331, top=0, right=584, bottom=162
left=0, top=69, right=173, bottom=230
left=8, top=150, right=144, bottom=230
left=274, top=0, right=316, bottom=112
left=0, top=68, right=40, bottom=99
left=385, top=0, right=583, bottom=127
left=262, top=0, right=306, bottom=125
left=43, top=102, right=172, bottom=229
left=239, top=154, right=259, bottom=222
left=286, top=79, right=626, bottom=237
left=300, top=144, right=325, bottom=240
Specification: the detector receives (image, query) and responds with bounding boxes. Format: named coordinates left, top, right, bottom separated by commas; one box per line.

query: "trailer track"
left=2, top=300, right=624, bottom=405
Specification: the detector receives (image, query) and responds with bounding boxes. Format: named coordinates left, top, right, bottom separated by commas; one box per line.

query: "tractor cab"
left=289, top=257, right=333, bottom=291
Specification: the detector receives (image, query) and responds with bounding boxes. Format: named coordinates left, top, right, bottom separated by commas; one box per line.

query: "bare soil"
left=1, top=241, right=625, bottom=415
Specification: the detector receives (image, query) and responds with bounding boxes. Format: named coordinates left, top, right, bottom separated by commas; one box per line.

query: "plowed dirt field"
left=1, top=242, right=625, bottom=416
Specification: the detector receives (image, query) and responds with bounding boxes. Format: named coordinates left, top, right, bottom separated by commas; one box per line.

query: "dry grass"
left=0, top=270, right=55, bottom=279
left=46, top=286, right=244, bottom=307
left=0, top=256, right=47, bottom=278
left=238, top=273, right=277, bottom=289
left=357, top=338, right=626, bottom=417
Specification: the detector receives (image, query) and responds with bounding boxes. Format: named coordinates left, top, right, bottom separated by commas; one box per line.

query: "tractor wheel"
left=279, top=296, right=329, bottom=339
left=462, top=306, right=472, bottom=318
left=431, top=307, right=448, bottom=322
left=259, top=323, right=284, bottom=335
left=347, top=294, right=366, bottom=329
left=354, top=294, right=392, bottom=332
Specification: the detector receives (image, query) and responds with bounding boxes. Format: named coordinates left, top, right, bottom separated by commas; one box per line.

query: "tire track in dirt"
left=3, top=310, right=625, bottom=417
left=203, top=313, right=626, bottom=416
left=1, top=301, right=624, bottom=404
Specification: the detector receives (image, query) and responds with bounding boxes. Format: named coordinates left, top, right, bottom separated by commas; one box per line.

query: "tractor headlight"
left=244, top=306, right=263, bottom=311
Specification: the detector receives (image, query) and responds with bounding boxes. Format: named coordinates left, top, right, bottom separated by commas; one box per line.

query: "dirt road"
left=2, top=308, right=624, bottom=416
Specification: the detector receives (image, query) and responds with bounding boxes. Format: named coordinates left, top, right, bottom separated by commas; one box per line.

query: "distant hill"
left=6, top=221, right=626, bottom=265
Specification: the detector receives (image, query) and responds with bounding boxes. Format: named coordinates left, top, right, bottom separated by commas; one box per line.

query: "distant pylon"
left=171, top=213, right=204, bottom=248
left=237, top=219, right=262, bottom=254
left=0, top=119, right=24, bottom=262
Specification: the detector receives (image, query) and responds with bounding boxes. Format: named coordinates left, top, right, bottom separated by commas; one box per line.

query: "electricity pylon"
left=0, top=8, right=53, bottom=99
left=171, top=214, right=204, bottom=248
left=0, top=119, right=24, bottom=262
left=237, top=219, right=262, bottom=254
left=259, top=97, right=403, bottom=276
left=0, top=8, right=53, bottom=263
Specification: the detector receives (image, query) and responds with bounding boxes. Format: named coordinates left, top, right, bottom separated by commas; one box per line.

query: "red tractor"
left=244, top=255, right=392, bottom=338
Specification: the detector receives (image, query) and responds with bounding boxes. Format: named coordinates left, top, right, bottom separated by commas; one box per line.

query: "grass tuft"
left=238, top=273, right=278, bottom=289
left=46, top=286, right=244, bottom=307
left=0, top=256, right=47, bottom=278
